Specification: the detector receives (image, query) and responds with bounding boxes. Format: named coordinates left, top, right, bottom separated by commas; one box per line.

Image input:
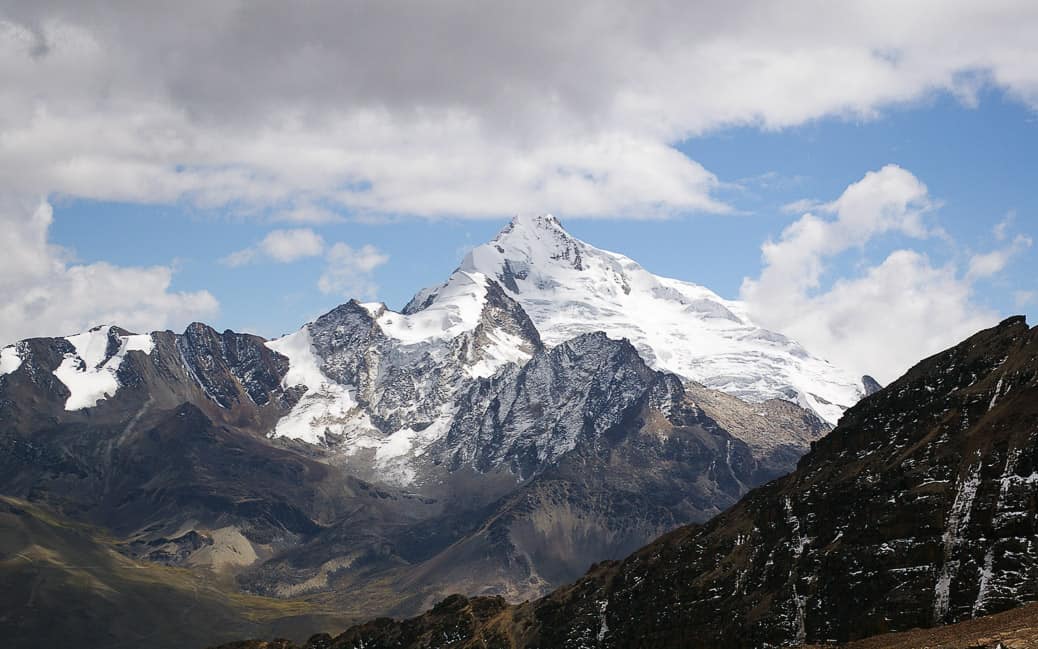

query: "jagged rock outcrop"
left=440, top=332, right=664, bottom=477
left=263, top=272, right=546, bottom=484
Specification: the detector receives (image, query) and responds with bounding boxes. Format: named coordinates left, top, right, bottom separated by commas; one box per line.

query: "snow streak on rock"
left=934, top=458, right=983, bottom=622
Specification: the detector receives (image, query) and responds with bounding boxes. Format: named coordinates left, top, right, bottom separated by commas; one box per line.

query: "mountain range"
left=1, top=215, right=901, bottom=648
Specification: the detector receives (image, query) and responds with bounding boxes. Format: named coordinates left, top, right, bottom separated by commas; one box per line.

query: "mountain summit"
left=446, top=213, right=866, bottom=424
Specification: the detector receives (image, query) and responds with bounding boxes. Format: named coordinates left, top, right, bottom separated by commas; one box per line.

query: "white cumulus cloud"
left=741, top=165, right=1024, bottom=384
left=3, top=2, right=1038, bottom=345
left=0, top=197, right=218, bottom=345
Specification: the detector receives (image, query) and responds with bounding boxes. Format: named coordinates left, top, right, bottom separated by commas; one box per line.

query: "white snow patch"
left=375, top=427, right=421, bottom=462
left=792, top=582, right=807, bottom=645
left=66, top=326, right=113, bottom=369
left=373, top=417, right=452, bottom=485
left=596, top=599, right=610, bottom=642
left=268, top=328, right=330, bottom=393
left=0, top=345, right=22, bottom=376
left=466, top=328, right=532, bottom=379
left=796, top=390, right=845, bottom=429
left=376, top=271, right=488, bottom=344
left=54, top=355, right=120, bottom=411
left=124, top=333, right=155, bottom=355
left=973, top=546, right=995, bottom=617
left=358, top=301, right=386, bottom=318
left=784, top=497, right=809, bottom=559
left=998, top=447, right=1022, bottom=504
left=52, top=326, right=155, bottom=410
left=988, top=377, right=1004, bottom=411
left=266, top=328, right=367, bottom=445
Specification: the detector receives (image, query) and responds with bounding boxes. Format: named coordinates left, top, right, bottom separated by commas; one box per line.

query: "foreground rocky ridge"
left=212, top=316, right=1038, bottom=648
left=214, top=601, right=1038, bottom=649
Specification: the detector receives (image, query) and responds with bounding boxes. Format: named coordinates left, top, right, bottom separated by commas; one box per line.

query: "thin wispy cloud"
left=318, top=243, right=390, bottom=300
left=221, top=227, right=389, bottom=301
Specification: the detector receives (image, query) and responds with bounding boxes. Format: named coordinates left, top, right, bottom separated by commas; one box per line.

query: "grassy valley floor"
left=0, top=496, right=350, bottom=649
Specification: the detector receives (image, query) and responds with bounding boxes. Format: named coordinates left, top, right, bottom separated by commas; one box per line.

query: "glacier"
left=452, top=213, right=866, bottom=424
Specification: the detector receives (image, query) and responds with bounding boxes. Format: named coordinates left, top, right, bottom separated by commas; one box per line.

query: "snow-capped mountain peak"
left=461, top=213, right=591, bottom=282
left=264, top=272, right=543, bottom=481
left=456, top=213, right=866, bottom=424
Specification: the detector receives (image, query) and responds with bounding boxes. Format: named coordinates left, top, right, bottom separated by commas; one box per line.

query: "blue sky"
left=48, top=89, right=1035, bottom=341
left=4, top=2, right=1038, bottom=380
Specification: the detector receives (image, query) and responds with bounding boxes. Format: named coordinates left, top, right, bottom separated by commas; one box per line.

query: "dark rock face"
left=405, top=419, right=759, bottom=603
left=441, top=332, right=662, bottom=477
left=308, top=300, right=385, bottom=386
left=229, top=317, right=1038, bottom=649
left=862, top=374, right=883, bottom=395
left=176, top=323, right=290, bottom=409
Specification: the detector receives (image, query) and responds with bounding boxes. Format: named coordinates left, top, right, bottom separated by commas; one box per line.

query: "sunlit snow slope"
left=452, top=214, right=865, bottom=424
left=52, top=325, right=155, bottom=410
